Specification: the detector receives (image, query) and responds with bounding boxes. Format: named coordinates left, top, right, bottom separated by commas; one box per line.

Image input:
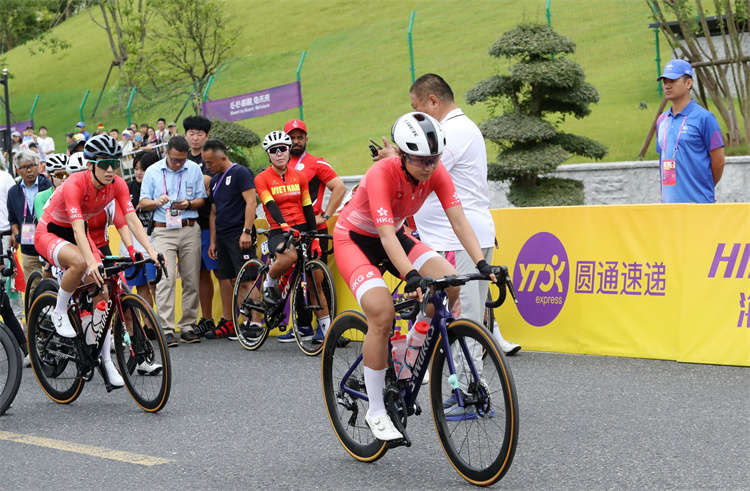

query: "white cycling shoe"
left=53, top=312, right=76, bottom=338
left=137, top=360, right=163, bottom=376
left=365, top=411, right=403, bottom=441
left=103, top=360, right=124, bottom=387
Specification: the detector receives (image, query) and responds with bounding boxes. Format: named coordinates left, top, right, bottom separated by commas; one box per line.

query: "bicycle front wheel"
left=321, top=310, right=388, bottom=462
left=430, top=319, right=518, bottom=486
left=27, top=292, right=84, bottom=404
left=232, top=259, right=270, bottom=350
left=0, top=322, right=22, bottom=415
left=113, top=294, right=171, bottom=412
left=291, top=259, right=337, bottom=356
left=24, top=269, right=43, bottom=321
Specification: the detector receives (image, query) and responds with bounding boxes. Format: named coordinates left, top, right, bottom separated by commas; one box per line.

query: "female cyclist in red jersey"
left=334, top=112, right=495, bottom=441
left=35, top=135, right=161, bottom=386
left=254, top=131, right=326, bottom=338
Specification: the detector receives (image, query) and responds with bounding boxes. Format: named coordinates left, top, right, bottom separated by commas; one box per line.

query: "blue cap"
left=657, top=59, right=693, bottom=81
left=76, top=121, right=85, bottom=127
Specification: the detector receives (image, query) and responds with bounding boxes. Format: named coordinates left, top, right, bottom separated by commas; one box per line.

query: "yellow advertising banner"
left=490, top=204, right=750, bottom=367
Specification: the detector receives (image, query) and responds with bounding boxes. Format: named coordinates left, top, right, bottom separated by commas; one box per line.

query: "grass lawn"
left=3, top=0, right=743, bottom=175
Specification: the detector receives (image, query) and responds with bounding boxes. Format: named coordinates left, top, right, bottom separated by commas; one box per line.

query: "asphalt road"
left=1, top=338, right=748, bottom=490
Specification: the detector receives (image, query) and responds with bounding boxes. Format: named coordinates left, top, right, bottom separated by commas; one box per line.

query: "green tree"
left=208, top=120, right=261, bottom=172
left=0, top=0, right=73, bottom=55
left=467, top=24, right=607, bottom=207
left=648, top=0, right=750, bottom=147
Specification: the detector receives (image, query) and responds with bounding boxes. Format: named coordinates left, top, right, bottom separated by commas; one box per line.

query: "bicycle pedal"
left=385, top=435, right=411, bottom=449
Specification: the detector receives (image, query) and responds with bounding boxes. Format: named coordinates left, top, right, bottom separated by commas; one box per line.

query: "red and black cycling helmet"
left=83, top=134, right=122, bottom=160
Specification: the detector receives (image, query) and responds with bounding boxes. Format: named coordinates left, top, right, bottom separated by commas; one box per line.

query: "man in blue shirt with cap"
left=655, top=59, right=725, bottom=203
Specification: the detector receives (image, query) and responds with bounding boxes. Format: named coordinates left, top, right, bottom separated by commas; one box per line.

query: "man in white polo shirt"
left=375, top=73, right=520, bottom=356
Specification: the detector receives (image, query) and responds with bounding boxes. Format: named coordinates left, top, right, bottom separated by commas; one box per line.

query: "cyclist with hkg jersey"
left=35, top=134, right=161, bottom=386
left=333, top=112, right=496, bottom=441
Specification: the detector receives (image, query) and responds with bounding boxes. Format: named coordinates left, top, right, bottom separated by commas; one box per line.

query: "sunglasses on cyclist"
left=89, top=158, right=121, bottom=170
left=267, top=146, right=289, bottom=155
left=52, top=171, right=69, bottom=180
left=404, top=153, right=441, bottom=169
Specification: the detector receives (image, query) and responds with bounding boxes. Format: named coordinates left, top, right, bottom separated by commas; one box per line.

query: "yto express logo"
left=513, top=232, right=569, bottom=326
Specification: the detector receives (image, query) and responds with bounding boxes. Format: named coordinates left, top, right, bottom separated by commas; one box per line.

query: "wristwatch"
left=186, top=200, right=192, bottom=210
left=322, top=213, right=330, bottom=220
left=243, top=227, right=253, bottom=234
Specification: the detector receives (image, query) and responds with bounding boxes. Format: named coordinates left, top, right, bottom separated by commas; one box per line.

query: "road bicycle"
left=0, top=240, right=23, bottom=416
left=233, top=229, right=336, bottom=356
left=27, top=254, right=171, bottom=412
left=321, top=266, right=520, bottom=486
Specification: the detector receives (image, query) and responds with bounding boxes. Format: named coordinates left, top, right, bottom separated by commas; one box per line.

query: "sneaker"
left=204, top=319, right=235, bottom=339
left=279, top=326, right=313, bottom=343
left=137, top=360, right=163, bottom=376
left=23, top=353, right=30, bottom=368
left=103, top=360, right=124, bottom=387
left=165, top=332, right=179, bottom=348
left=311, top=327, right=326, bottom=345
left=444, top=402, right=494, bottom=421
left=195, top=317, right=216, bottom=337
left=52, top=312, right=76, bottom=338
left=240, top=322, right=263, bottom=339
left=497, top=338, right=521, bottom=356
left=365, top=411, right=403, bottom=441
left=337, top=337, right=351, bottom=348
left=180, top=330, right=201, bottom=343
left=262, top=286, right=280, bottom=305
left=443, top=394, right=458, bottom=409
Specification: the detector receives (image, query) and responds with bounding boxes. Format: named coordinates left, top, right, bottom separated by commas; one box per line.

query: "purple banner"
left=0, top=119, right=34, bottom=133
left=202, top=82, right=302, bottom=122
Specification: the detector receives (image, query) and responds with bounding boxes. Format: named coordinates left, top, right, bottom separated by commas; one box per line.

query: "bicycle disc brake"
left=384, top=387, right=411, bottom=448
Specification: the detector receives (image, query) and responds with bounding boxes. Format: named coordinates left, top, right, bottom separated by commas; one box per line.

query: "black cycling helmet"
left=83, top=134, right=122, bottom=160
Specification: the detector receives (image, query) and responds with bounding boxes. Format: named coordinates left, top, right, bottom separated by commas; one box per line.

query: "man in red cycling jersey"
left=35, top=134, right=160, bottom=387
left=254, top=130, right=327, bottom=339
left=334, top=112, right=495, bottom=441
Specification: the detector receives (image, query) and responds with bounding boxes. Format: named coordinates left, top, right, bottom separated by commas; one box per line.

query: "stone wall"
left=337, top=156, right=750, bottom=209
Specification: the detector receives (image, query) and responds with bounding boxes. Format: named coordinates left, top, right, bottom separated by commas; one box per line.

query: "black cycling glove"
left=476, top=260, right=493, bottom=278
left=404, top=269, right=423, bottom=294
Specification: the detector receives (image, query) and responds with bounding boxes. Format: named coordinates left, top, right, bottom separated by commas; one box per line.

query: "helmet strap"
left=400, top=154, right=419, bottom=187
left=92, top=167, right=108, bottom=188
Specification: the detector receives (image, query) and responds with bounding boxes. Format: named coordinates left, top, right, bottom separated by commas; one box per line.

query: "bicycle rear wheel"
left=291, top=259, right=336, bottom=356
left=0, top=322, right=22, bottom=415
left=430, top=319, right=518, bottom=486
left=27, top=292, right=84, bottom=404
left=321, top=310, right=388, bottom=462
left=113, top=294, right=171, bottom=412
left=24, top=269, right=43, bottom=321
left=232, top=259, right=270, bottom=350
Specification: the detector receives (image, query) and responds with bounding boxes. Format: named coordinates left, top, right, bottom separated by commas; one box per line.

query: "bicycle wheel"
left=0, top=322, right=22, bottom=415
left=430, top=319, right=518, bottom=486
left=24, top=269, right=43, bottom=320
left=321, top=310, right=388, bottom=462
left=27, top=292, right=84, bottom=404
left=113, top=294, right=171, bottom=412
left=232, top=259, right=270, bottom=350
left=291, top=259, right=337, bottom=356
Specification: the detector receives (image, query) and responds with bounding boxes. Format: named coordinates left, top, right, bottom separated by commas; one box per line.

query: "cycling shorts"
left=333, top=225, right=438, bottom=304
left=35, top=219, right=101, bottom=269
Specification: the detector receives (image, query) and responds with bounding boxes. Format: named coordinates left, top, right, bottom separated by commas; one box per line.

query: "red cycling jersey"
left=289, top=152, right=338, bottom=219
left=87, top=201, right=127, bottom=248
left=336, top=156, right=461, bottom=236
left=255, top=165, right=312, bottom=229
left=40, top=170, right=135, bottom=227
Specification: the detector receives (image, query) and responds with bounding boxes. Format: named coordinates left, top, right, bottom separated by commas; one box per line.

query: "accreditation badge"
left=662, top=159, right=676, bottom=186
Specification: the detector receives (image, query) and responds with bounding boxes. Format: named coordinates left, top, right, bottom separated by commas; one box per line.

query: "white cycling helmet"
left=84, top=133, right=122, bottom=160
left=46, top=153, right=68, bottom=174
left=262, top=131, right=292, bottom=151
left=391, top=112, right=446, bottom=157
left=66, top=152, right=88, bottom=174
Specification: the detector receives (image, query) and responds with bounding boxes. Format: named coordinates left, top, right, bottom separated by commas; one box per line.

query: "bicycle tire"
left=321, top=310, right=388, bottom=462
left=113, top=294, right=171, bottom=412
left=291, top=259, right=336, bottom=356
left=232, top=259, right=270, bottom=351
left=24, top=269, right=44, bottom=321
left=27, top=292, right=84, bottom=404
left=430, top=319, right=518, bottom=486
left=0, top=322, right=22, bottom=416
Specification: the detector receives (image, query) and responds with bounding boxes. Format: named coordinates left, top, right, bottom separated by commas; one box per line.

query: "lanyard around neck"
left=162, top=168, right=183, bottom=201
left=212, top=163, right=236, bottom=198
left=662, top=113, right=689, bottom=159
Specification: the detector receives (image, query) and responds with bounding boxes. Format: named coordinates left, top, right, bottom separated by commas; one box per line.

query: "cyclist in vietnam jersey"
left=334, top=112, right=496, bottom=441
left=254, top=131, right=327, bottom=338
left=35, top=135, right=161, bottom=386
